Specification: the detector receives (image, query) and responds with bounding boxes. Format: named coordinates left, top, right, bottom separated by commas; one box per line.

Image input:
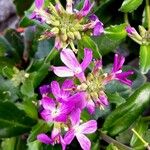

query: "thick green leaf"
left=27, top=141, right=42, bottom=150
left=140, top=45, right=150, bottom=74
left=93, top=24, right=127, bottom=55
left=103, top=83, right=150, bottom=136
left=78, top=36, right=101, bottom=59
left=119, top=0, right=143, bottom=13
left=0, top=101, right=36, bottom=138
left=130, top=118, right=148, bottom=148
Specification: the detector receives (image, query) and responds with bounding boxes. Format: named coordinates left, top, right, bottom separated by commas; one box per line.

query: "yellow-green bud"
left=74, top=31, right=81, bottom=40
left=67, top=32, right=74, bottom=40
left=51, top=27, right=59, bottom=34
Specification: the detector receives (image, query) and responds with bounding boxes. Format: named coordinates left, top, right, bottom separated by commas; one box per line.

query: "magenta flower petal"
left=40, top=109, right=53, bottom=121
left=61, top=48, right=81, bottom=71
left=39, top=84, right=51, bottom=95
left=37, top=133, right=52, bottom=144
left=35, top=0, right=44, bottom=9
left=77, top=0, right=94, bottom=17
left=41, top=97, right=55, bottom=111
left=79, top=120, right=97, bottom=134
left=81, top=48, right=93, bottom=71
left=51, top=81, right=61, bottom=99
left=112, top=54, right=125, bottom=73
left=126, top=26, right=136, bottom=35
left=64, top=129, right=75, bottom=144
left=86, top=99, right=95, bottom=114
left=52, top=66, right=74, bottom=77
left=99, top=93, right=109, bottom=106
left=70, top=108, right=81, bottom=126
left=76, top=134, right=91, bottom=150
left=61, top=79, right=74, bottom=97
left=89, top=14, right=104, bottom=36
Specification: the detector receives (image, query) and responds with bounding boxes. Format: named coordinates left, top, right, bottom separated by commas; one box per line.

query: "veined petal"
left=52, top=66, right=74, bottom=77
left=61, top=79, right=74, bottom=98
left=76, top=134, right=91, bottom=150
left=64, top=129, right=75, bottom=144
left=93, top=22, right=104, bottom=36
left=79, top=120, right=97, bottom=134
left=81, top=48, right=93, bottom=71
left=40, top=110, right=53, bottom=121
left=113, top=54, right=125, bottom=72
left=61, top=48, right=81, bottom=71
left=51, top=81, right=61, bottom=99
left=37, top=133, right=52, bottom=144
left=35, top=0, right=44, bottom=9
left=41, top=96, right=55, bottom=111
left=70, top=108, right=81, bottom=126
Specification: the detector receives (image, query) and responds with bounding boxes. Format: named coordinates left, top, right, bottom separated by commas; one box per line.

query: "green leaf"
left=106, top=143, right=119, bottom=150
left=140, top=45, right=150, bottom=74
left=0, top=76, right=19, bottom=102
left=93, top=24, right=127, bottom=55
left=18, top=100, right=38, bottom=120
left=119, top=0, right=143, bottom=13
left=13, top=0, right=34, bottom=16
left=106, top=92, right=126, bottom=107
left=0, top=101, right=36, bottom=138
left=78, top=36, right=101, bottom=59
left=4, top=29, right=24, bottom=58
left=27, top=141, right=42, bottom=150
left=130, top=118, right=148, bottom=148
left=21, top=74, right=35, bottom=98
left=28, top=120, right=52, bottom=142
left=103, top=83, right=150, bottom=136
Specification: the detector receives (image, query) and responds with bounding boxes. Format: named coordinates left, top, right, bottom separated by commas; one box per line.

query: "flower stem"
left=146, top=0, right=150, bottom=30
left=100, top=131, right=132, bottom=150
left=124, top=13, right=129, bottom=25
left=44, top=48, right=59, bottom=64
left=131, top=128, right=149, bottom=147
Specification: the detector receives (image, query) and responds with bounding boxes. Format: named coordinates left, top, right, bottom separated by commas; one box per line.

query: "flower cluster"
left=30, top=0, right=134, bottom=149
left=30, top=0, right=104, bottom=51
left=37, top=48, right=133, bottom=149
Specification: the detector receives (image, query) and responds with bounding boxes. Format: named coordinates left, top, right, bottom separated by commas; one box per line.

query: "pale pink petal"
left=52, top=66, right=74, bottom=77
left=37, top=133, right=52, bottom=144
left=51, top=126, right=60, bottom=139
left=81, top=48, right=93, bottom=71
left=64, top=129, right=75, bottom=144
left=61, top=48, right=81, bottom=71
left=51, top=81, right=61, bottom=99
left=79, top=120, right=97, bottom=134
left=76, top=134, right=91, bottom=150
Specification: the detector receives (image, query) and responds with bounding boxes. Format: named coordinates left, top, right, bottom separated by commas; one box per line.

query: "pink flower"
left=110, top=54, right=134, bottom=86
left=64, top=108, right=97, bottom=150
left=52, top=48, right=93, bottom=82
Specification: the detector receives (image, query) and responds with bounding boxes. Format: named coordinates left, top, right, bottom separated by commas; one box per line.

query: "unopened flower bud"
left=74, top=31, right=81, bottom=40
left=51, top=27, right=59, bottom=34
left=67, top=32, right=74, bottom=39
